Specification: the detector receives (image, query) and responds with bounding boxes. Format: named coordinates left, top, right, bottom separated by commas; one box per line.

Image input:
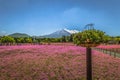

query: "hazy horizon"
left=0, top=0, right=120, bottom=36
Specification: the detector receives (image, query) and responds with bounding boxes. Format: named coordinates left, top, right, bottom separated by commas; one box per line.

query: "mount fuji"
left=41, top=29, right=79, bottom=38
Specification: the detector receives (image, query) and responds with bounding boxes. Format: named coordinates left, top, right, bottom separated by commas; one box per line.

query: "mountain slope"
left=9, top=33, right=30, bottom=38
left=41, top=29, right=79, bottom=38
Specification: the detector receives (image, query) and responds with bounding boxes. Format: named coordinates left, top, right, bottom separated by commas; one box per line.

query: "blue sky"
left=0, top=0, right=120, bottom=36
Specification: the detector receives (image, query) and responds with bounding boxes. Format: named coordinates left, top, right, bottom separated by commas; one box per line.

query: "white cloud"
left=63, top=7, right=80, bottom=16
left=62, top=7, right=80, bottom=20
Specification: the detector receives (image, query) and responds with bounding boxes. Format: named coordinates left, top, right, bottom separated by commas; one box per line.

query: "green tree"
left=0, top=36, right=15, bottom=43
left=0, top=38, right=1, bottom=43
left=65, top=36, right=70, bottom=42
left=24, top=37, right=33, bottom=43
left=69, top=34, right=74, bottom=42
left=14, top=37, right=24, bottom=43
left=61, top=36, right=66, bottom=42
left=73, top=29, right=106, bottom=45
left=103, top=35, right=111, bottom=43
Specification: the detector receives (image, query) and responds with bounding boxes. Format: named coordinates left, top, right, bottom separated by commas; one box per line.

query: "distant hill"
left=8, top=29, right=79, bottom=38
left=40, top=29, right=79, bottom=38
left=9, top=33, right=30, bottom=38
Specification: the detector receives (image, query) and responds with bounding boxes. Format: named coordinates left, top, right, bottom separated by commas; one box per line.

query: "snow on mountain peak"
left=64, top=28, right=79, bottom=34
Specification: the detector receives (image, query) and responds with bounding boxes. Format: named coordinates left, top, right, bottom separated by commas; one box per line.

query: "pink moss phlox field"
left=0, top=45, right=86, bottom=80
left=0, top=44, right=120, bottom=80
left=92, top=50, right=120, bottom=80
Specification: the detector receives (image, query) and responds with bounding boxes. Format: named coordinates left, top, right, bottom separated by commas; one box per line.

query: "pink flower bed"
left=0, top=44, right=120, bottom=80
left=92, top=50, right=120, bottom=80
left=97, top=45, right=120, bottom=49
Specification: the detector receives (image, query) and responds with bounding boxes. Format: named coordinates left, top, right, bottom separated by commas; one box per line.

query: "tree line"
left=0, top=33, right=120, bottom=46
left=0, top=35, right=74, bottom=45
